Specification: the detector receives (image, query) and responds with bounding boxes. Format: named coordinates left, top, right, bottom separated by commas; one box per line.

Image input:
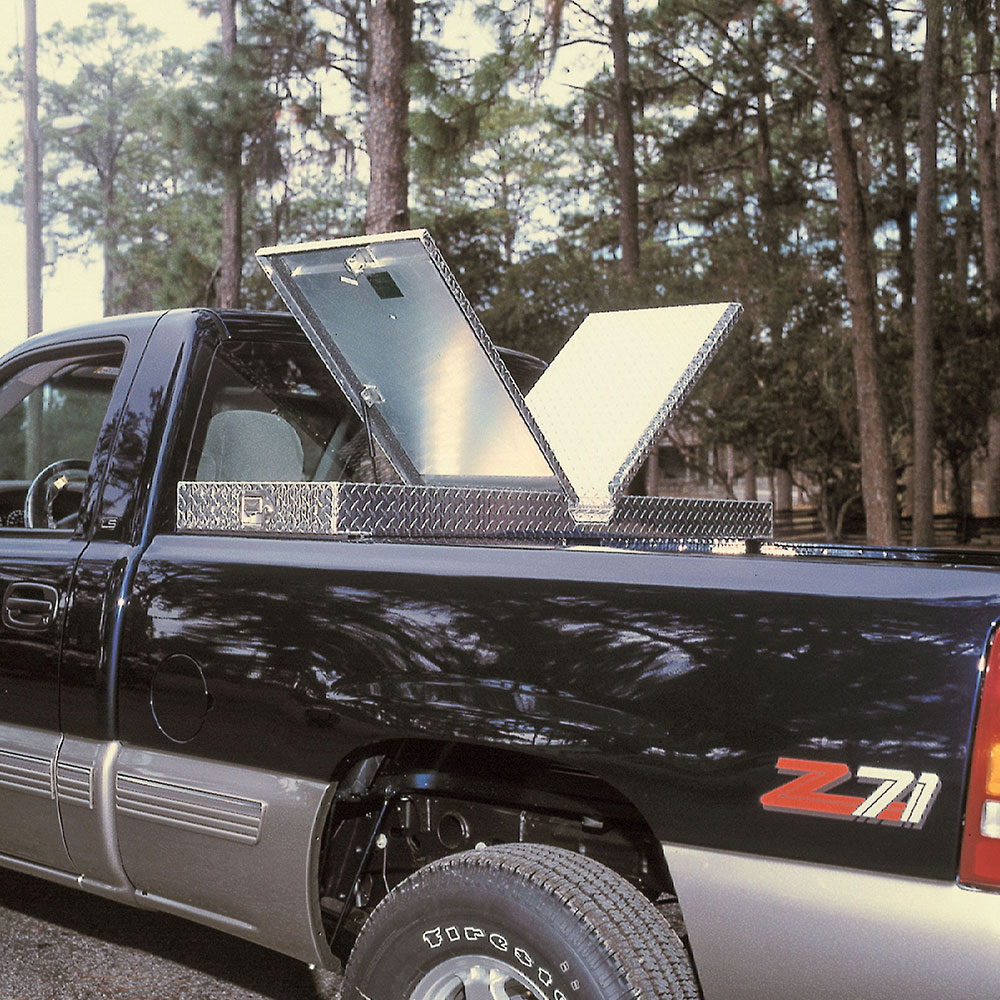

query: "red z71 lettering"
left=761, top=757, right=940, bottom=829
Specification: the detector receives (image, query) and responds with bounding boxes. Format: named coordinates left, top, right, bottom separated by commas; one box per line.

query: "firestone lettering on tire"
left=419, top=925, right=568, bottom=999
left=760, top=757, right=941, bottom=829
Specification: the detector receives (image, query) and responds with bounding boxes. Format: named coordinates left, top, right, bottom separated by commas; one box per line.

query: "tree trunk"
left=945, top=9, right=975, bottom=532
left=951, top=9, right=971, bottom=311
left=744, top=457, right=758, bottom=501
left=956, top=456, right=973, bottom=542
left=219, top=0, right=242, bottom=309
left=22, top=0, right=43, bottom=476
left=910, top=0, right=944, bottom=547
left=644, top=441, right=659, bottom=496
left=972, top=3, right=1000, bottom=512
left=23, top=0, right=41, bottom=337
left=877, top=2, right=914, bottom=323
left=100, top=162, right=126, bottom=315
left=610, top=0, right=639, bottom=279
left=775, top=466, right=794, bottom=513
left=748, top=13, right=777, bottom=258
left=809, top=0, right=900, bottom=545
left=366, top=0, right=413, bottom=234
left=101, top=199, right=118, bottom=313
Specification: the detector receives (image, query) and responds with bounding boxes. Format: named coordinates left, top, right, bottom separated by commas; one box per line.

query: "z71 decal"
left=760, top=757, right=941, bottom=829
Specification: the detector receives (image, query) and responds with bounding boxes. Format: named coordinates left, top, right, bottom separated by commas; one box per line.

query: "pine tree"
left=911, top=1, right=944, bottom=546
left=366, top=0, right=414, bottom=233
left=809, top=0, right=900, bottom=545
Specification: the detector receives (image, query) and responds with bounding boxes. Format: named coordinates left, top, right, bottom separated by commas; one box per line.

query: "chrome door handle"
left=2, top=582, right=60, bottom=631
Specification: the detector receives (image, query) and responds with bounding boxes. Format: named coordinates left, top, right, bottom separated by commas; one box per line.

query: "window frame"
left=0, top=338, right=130, bottom=538
left=180, top=337, right=375, bottom=488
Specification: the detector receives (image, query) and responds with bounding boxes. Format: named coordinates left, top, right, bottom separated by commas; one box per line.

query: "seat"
left=196, top=409, right=304, bottom=482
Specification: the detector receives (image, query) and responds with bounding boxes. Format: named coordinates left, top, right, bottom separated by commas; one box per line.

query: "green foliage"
left=0, top=3, right=227, bottom=312
left=934, top=301, right=998, bottom=478
left=164, top=56, right=282, bottom=184
left=4, top=0, right=998, bottom=539
left=410, top=41, right=535, bottom=178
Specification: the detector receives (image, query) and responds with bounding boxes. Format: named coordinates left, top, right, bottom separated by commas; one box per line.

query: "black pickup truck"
left=1, top=231, right=998, bottom=1000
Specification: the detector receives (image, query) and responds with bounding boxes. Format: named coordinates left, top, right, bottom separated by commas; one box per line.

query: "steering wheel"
left=24, top=459, right=91, bottom=530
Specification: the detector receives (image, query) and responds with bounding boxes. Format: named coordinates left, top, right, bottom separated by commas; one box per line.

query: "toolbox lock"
left=240, top=491, right=274, bottom=530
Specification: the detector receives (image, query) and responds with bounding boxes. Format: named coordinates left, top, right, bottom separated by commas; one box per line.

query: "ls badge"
left=760, top=757, right=941, bottom=829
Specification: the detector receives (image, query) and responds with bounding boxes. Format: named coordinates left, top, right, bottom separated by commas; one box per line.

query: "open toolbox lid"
left=526, top=301, right=741, bottom=520
left=256, top=229, right=741, bottom=523
left=256, top=230, right=564, bottom=495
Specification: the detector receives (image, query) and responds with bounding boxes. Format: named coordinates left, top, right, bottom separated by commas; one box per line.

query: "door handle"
left=2, top=582, right=60, bottom=631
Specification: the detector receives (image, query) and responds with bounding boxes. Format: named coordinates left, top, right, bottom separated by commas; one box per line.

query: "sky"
left=0, top=0, right=218, bottom=357
left=0, top=1, right=580, bottom=360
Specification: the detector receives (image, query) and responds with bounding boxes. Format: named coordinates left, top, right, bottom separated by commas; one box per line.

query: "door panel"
left=0, top=539, right=80, bottom=729
left=0, top=340, right=127, bottom=870
left=0, top=537, right=86, bottom=868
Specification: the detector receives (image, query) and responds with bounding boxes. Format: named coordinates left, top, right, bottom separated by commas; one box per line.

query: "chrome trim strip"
left=662, top=843, right=1000, bottom=1000
left=0, top=748, right=54, bottom=798
left=56, top=761, right=94, bottom=808
left=116, top=774, right=264, bottom=845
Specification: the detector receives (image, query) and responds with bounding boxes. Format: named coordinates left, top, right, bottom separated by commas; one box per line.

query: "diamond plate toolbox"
left=177, top=481, right=773, bottom=542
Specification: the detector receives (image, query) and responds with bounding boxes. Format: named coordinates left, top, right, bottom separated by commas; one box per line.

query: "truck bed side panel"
left=119, top=535, right=996, bottom=881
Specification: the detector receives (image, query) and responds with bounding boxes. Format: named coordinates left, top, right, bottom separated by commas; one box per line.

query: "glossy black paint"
left=116, top=532, right=996, bottom=881
left=60, top=310, right=219, bottom=740
left=0, top=537, right=79, bottom=732
left=4, top=309, right=998, bottom=890
left=0, top=319, right=150, bottom=740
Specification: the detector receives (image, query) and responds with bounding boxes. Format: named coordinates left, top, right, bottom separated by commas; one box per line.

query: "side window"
left=185, top=339, right=399, bottom=485
left=0, top=348, right=124, bottom=530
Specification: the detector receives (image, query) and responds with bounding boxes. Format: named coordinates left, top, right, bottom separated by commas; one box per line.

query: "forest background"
left=2, top=0, right=999, bottom=547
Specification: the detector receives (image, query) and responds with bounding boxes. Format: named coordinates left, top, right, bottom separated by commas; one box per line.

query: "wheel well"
left=317, top=740, right=679, bottom=959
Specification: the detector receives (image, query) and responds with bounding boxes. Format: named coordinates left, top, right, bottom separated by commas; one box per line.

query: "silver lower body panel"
left=663, top=843, right=1000, bottom=1000
left=114, top=745, right=335, bottom=967
left=0, top=725, right=337, bottom=970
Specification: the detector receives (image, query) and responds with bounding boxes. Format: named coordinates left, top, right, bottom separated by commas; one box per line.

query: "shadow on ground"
left=0, top=866, right=342, bottom=1000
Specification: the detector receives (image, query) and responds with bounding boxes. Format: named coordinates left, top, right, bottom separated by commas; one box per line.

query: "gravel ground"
left=0, top=868, right=343, bottom=1000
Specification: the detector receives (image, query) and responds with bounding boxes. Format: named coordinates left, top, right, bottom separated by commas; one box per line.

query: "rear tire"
left=343, top=842, right=700, bottom=1000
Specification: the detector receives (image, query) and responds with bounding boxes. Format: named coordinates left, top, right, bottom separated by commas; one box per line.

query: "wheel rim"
left=410, top=955, right=544, bottom=1000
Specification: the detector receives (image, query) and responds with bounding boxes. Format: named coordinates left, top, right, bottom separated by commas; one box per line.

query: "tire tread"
left=345, top=842, right=700, bottom=1000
